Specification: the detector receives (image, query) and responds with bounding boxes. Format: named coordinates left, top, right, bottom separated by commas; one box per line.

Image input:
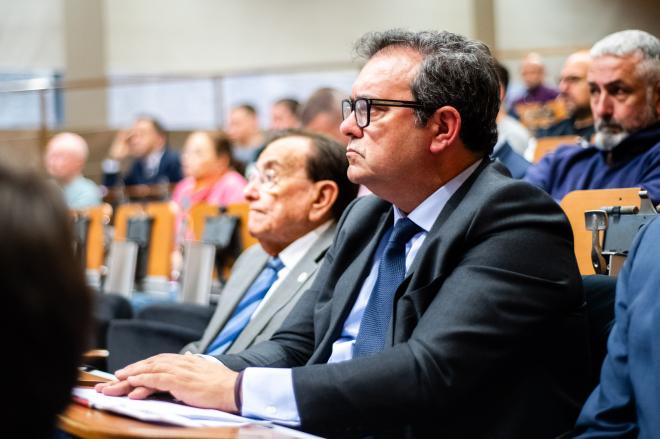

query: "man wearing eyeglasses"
left=98, top=30, right=589, bottom=439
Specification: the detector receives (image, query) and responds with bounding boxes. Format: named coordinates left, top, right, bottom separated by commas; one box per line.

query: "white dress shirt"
left=252, top=221, right=332, bottom=319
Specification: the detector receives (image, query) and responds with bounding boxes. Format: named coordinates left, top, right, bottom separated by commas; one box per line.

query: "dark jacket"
left=221, top=161, right=590, bottom=439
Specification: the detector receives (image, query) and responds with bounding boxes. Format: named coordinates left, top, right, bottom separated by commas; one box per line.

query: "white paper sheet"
left=73, top=387, right=268, bottom=427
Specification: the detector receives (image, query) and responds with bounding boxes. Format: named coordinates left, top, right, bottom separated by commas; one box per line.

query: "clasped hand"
left=95, top=353, right=240, bottom=413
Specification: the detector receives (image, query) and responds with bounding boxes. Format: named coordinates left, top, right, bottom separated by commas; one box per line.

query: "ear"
left=428, top=106, right=462, bottom=154
left=308, top=180, right=339, bottom=223
left=654, top=82, right=660, bottom=115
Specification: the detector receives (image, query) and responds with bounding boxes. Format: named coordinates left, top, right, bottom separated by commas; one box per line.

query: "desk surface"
left=59, top=401, right=311, bottom=439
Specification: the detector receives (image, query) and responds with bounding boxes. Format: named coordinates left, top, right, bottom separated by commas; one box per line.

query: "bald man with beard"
left=537, top=51, right=595, bottom=139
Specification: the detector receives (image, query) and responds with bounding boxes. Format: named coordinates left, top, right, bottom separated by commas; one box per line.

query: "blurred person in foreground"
left=1, top=163, right=92, bottom=438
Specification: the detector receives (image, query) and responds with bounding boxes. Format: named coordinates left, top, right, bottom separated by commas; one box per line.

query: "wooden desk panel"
left=60, top=403, right=305, bottom=439
left=560, top=187, right=641, bottom=274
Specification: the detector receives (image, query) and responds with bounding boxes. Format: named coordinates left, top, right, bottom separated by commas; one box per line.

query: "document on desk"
left=72, top=387, right=269, bottom=427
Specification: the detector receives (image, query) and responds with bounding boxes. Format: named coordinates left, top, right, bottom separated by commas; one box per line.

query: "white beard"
left=593, top=130, right=629, bottom=151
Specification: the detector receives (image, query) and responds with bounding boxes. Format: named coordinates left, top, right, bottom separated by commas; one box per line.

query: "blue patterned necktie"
left=353, top=218, right=422, bottom=358
left=205, top=256, right=285, bottom=355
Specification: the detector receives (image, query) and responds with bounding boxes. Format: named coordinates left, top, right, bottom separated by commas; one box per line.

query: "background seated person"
left=45, top=132, right=102, bottom=209
left=512, top=52, right=559, bottom=108
left=536, top=50, right=595, bottom=140
left=573, top=216, right=660, bottom=438
left=170, top=131, right=247, bottom=274
left=102, top=115, right=183, bottom=200
left=227, top=104, right=264, bottom=170
left=492, top=61, right=531, bottom=178
left=0, top=163, right=92, bottom=438
left=524, top=30, right=660, bottom=205
left=270, top=98, right=301, bottom=130
left=110, top=129, right=357, bottom=365
left=301, top=87, right=349, bottom=144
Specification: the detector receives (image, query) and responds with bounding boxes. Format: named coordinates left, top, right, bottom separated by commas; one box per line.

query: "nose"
left=243, top=179, right=259, bottom=201
left=558, top=79, right=569, bottom=96
left=339, top=112, right=363, bottom=139
left=592, top=91, right=614, bottom=119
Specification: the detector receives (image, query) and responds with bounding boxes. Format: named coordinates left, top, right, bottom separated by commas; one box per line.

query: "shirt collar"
left=276, top=220, right=333, bottom=269
left=393, top=159, right=482, bottom=232
left=144, top=149, right=165, bottom=171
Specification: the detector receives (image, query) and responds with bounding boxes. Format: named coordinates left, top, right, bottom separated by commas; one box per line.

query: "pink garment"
left=172, top=170, right=247, bottom=242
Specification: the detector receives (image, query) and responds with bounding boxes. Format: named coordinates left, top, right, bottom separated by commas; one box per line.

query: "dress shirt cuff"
left=194, top=353, right=222, bottom=363
left=242, top=367, right=301, bottom=426
left=102, top=158, right=121, bottom=174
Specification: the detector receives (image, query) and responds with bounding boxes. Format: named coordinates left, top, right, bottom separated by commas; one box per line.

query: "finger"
left=127, top=373, right=177, bottom=393
left=127, top=386, right=158, bottom=400
left=116, top=354, right=192, bottom=379
left=94, top=382, right=110, bottom=392
left=100, top=379, right=135, bottom=396
left=114, top=354, right=166, bottom=379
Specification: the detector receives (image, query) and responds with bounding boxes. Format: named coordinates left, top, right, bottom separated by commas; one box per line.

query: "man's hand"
left=94, top=353, right=240, bottom=413
left=108, top=130, right=131, bottom=160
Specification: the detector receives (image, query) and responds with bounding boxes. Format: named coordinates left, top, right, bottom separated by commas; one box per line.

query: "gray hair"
left=354, top=29, right=500, bottom=156
left=591, top=30, right=660, bottom=84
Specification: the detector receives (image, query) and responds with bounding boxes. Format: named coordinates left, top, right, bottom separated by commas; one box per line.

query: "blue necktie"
left=205, top=256, right=284, bottom=355
left=354, top=218, right=422, bottom=357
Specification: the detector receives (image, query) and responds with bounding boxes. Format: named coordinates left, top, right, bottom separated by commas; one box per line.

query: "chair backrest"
left=104, top=240, right=138, bottom=297
left=515, top=99, right=567, bottom=132
left=82, top=204, right=112, bottom=272
left=533, top=135, right=581, bottom=163
left=560, top=188, right=641, bottom=274
left=189, top=202, right=221, bottom=241
left=187, top=202, right=254, bottom=290
left=179, top=241, right=216, bottom=305
left=114, top=202, right=176, bottom=279
left=190, top=202, right=258, bottom=249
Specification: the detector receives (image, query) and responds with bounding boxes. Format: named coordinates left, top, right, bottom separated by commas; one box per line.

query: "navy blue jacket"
left=524, top=123, right=660, bottom=205
left=536, top=116, right=595, bottom=140
left=102, top=148, right=183, bottom=188
left=492, top=141, right=530, bottom=179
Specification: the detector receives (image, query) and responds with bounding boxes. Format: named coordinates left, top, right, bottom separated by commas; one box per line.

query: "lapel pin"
left=297, top=272, right=308, bottom=283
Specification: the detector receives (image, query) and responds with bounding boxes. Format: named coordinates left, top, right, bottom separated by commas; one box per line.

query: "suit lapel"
left=198, top=249, right=269, bottom=352
left=401, top=159, right=491, bottom=291
left=231, top=226, right=336, bottom=350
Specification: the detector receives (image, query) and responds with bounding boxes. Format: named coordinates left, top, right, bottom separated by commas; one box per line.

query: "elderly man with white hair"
left=524, top=29, right=660, bottom=205
left=45, top=132, right=102, bottom=209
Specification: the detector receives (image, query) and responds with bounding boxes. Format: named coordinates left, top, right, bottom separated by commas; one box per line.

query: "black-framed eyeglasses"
left=341, top=97, right=425, bottom=128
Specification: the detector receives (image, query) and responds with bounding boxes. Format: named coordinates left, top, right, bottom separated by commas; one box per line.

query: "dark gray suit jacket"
left=183, top=223, right=336, bottom=355
left=220, top=161, right=591, bottom=439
